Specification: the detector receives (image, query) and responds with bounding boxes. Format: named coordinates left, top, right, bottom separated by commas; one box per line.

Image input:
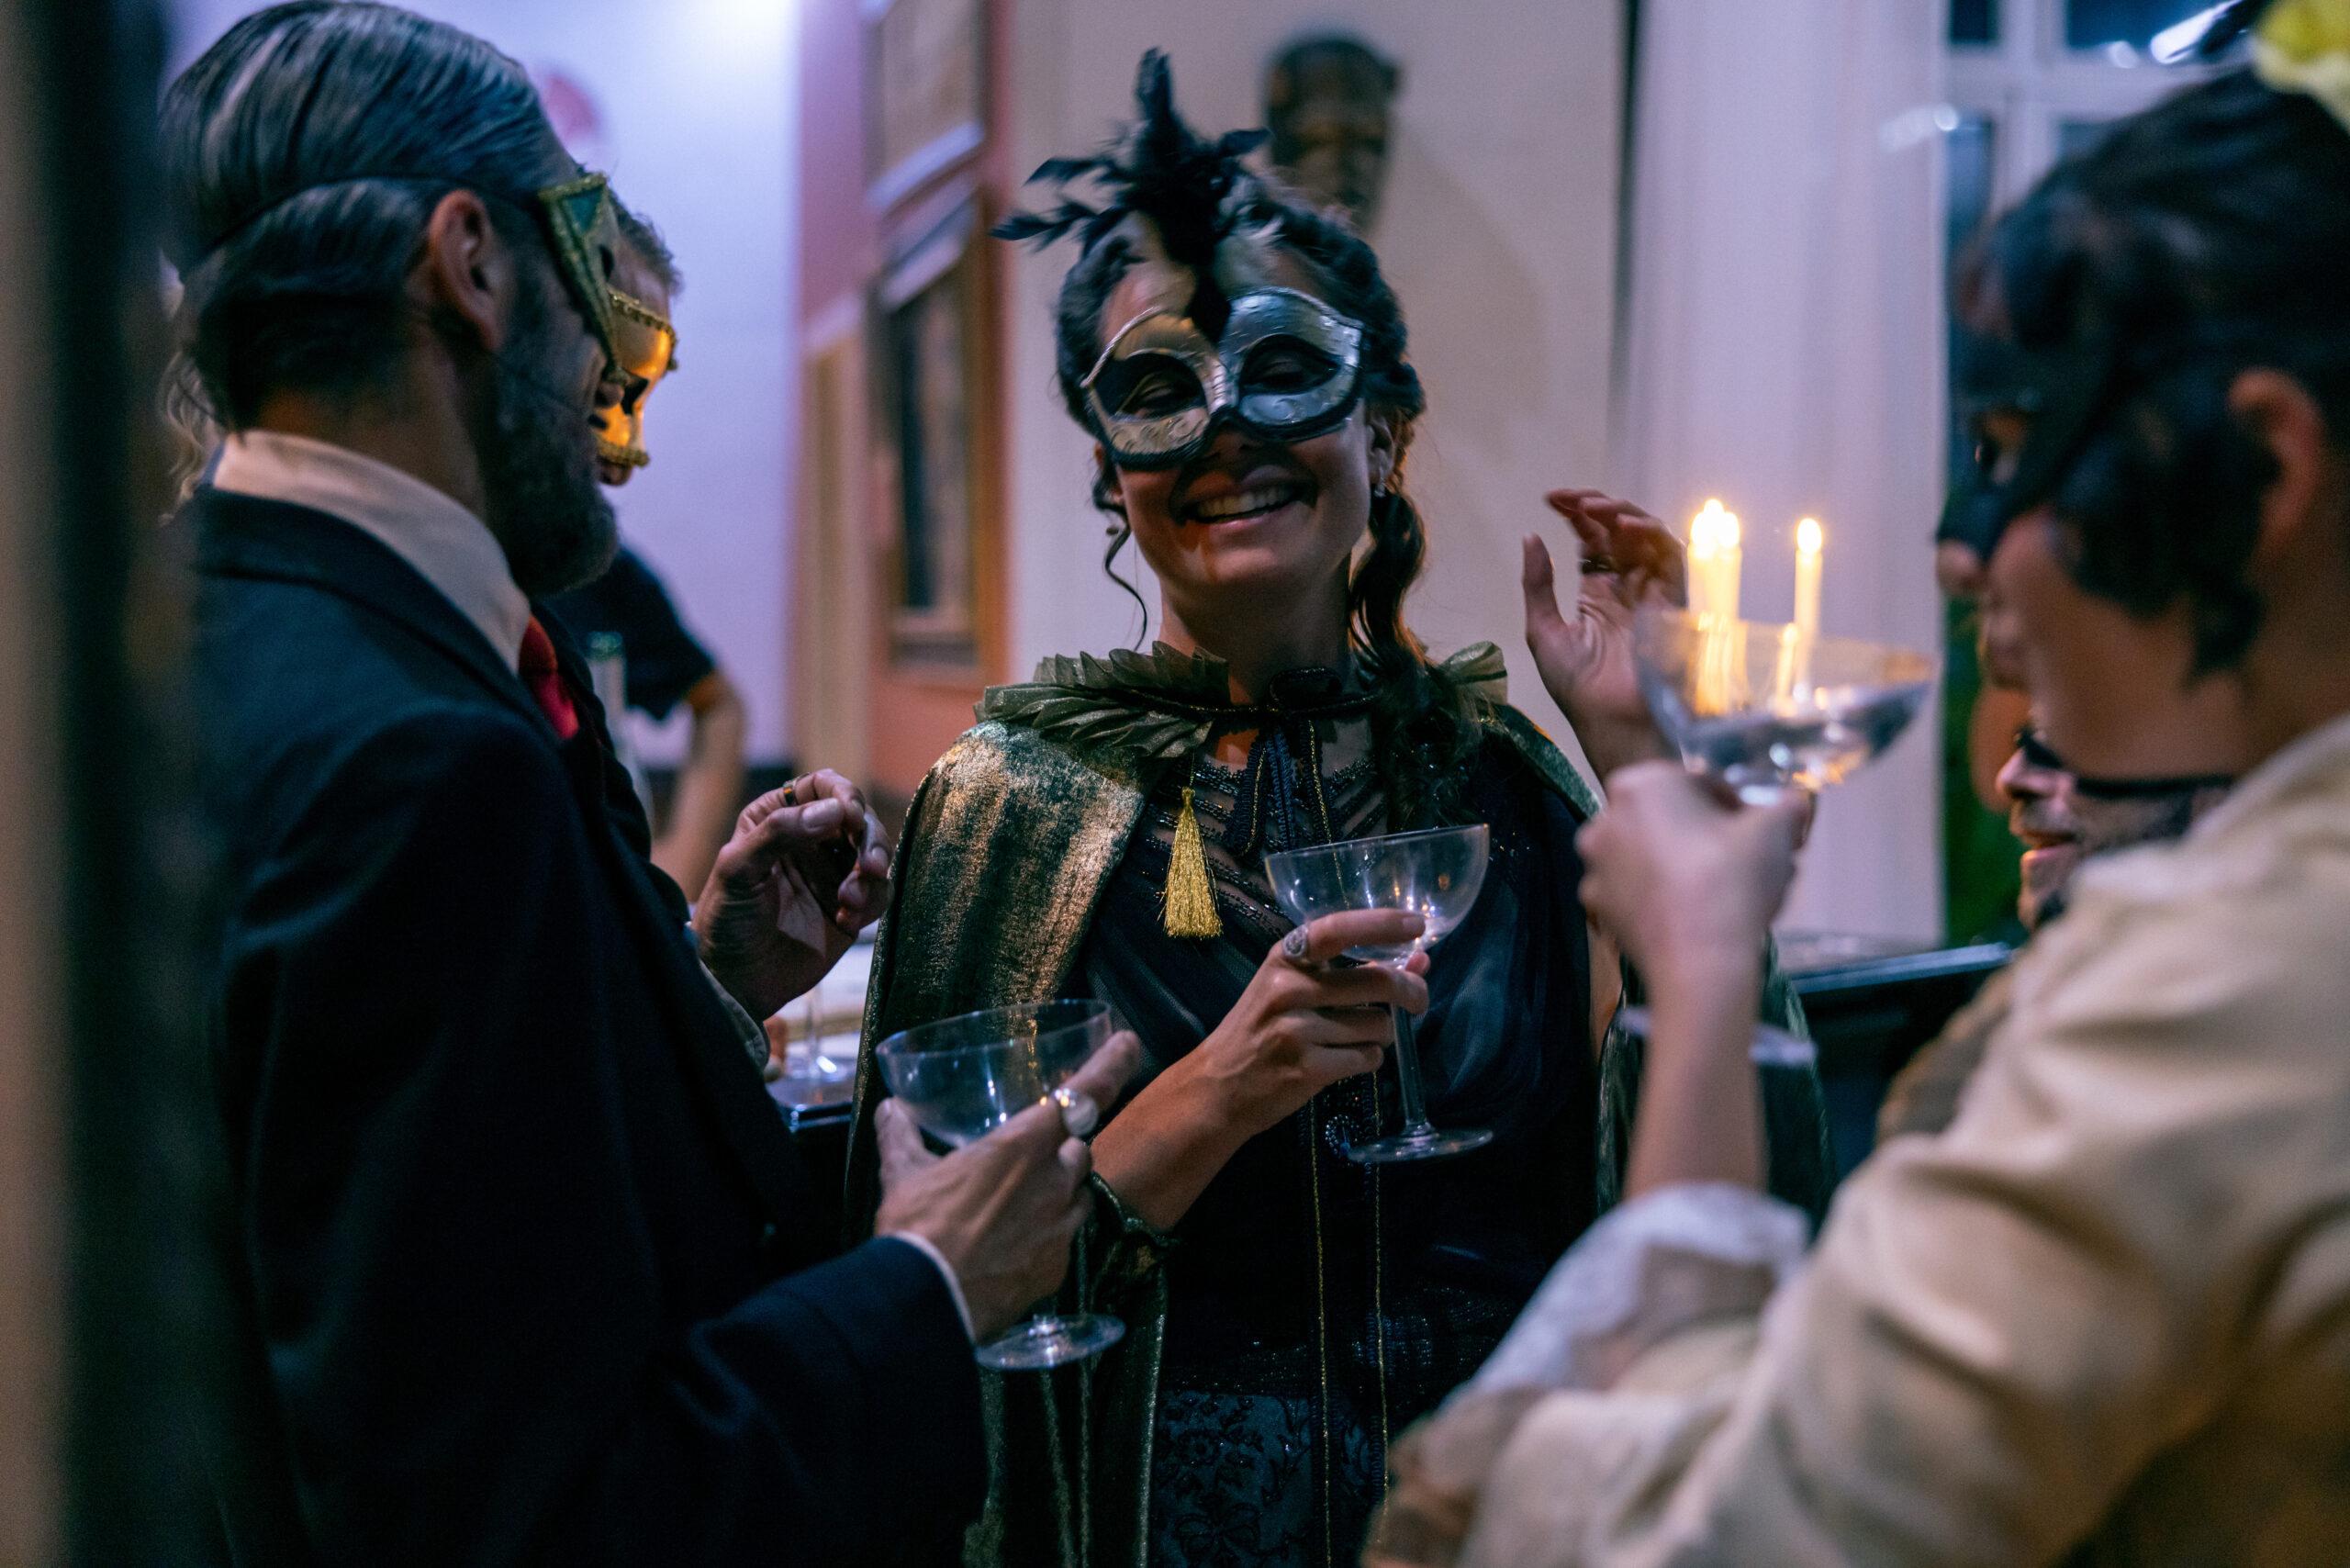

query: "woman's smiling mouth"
left=1181, top=479, right=1311, bottom=524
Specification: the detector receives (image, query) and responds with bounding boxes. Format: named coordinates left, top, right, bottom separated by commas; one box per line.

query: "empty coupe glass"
left=876, top=999, right=1125, bottom=1371
left=1262, top=823, right=1494, bottom=1164
left=1632, top=605, right=1939, bottom=805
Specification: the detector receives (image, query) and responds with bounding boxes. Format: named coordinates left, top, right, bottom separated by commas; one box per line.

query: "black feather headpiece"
left=994, top=51, right=1272, bottom=333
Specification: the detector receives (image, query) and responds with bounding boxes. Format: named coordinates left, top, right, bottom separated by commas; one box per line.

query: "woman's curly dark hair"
left=1960, top=69, right=2350, bottom=675
left=999, top=50, right=1482, bottom=827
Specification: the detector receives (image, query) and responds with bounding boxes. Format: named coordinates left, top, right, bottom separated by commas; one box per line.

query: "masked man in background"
left=543, top=215, right=752, bottom=898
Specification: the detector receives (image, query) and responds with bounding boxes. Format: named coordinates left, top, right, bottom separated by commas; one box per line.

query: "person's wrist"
left=1575, top=714, right=1671, bottom=783
left=698, top=927, right=791, bottom=1021
left=1160, top=1048, right=1258, bottom=1156
left=1643, top=946, right=1764, bottom=1062
left=882, top=1229, right=977, bottom=1343
left=1641, top=935, right=1762, bottom=996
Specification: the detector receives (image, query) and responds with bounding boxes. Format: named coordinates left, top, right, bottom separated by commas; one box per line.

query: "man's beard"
left=474, top=281, right=618, bottom=597
left=2030, top=786, right=2214, bottom=929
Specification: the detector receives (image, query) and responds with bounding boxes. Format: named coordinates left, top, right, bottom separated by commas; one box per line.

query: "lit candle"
left=1791, top=516, right=1825, bottom=701
left=1716, top=505, right=1743, bottom=627
left=1771, top=622, right=1801, bottom=707
left=1687, top=499, right=1727, bottom=622
left=1687, top=499, right=1747, bottom=715
left=1794, top=517, right=1824, bottom=644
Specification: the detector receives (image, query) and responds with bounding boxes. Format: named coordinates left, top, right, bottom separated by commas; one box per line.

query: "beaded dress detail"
left=1065, top=662, right=1604, bottom=1567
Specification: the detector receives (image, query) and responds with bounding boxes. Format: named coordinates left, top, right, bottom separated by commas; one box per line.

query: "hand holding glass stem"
left=1265, top=824, right=1495, bottom=1163
left=875, top=1005, right=1142, bottom=1370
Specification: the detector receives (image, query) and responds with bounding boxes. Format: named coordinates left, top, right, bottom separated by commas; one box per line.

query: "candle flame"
left=1720, top=510, right=1741, bottom=550
left=1690, top=499, right=1725, bottom=556
left=1797, top=516, right=1824, bottom=555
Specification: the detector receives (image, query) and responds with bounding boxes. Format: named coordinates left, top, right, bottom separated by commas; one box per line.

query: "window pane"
left=1943, top=114, right=1998, bottom=493
left=2065, top=0, right=2213, bottom=52
left=1943, top=115, right=1998, bottom=269
left=1950, top=0, right=1998, bottom=45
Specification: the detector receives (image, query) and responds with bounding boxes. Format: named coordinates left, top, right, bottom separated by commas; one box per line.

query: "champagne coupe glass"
left=1632, top=605, right=1940, bottom=805
left=1626, top=604, right=1941, bottom=1068
left=876, top=999, right=1126, bottom=1372
left=1263, top=824, right=1494, bottom=1164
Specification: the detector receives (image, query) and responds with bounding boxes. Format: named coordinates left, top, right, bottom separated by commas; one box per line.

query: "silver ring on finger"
left=1281, top=925, right=1312, bottom=964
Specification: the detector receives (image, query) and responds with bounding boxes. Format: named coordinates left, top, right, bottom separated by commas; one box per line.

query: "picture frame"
left=865, top=0, right=986, bottom=210
left=872, top=191, right=993, bottom=670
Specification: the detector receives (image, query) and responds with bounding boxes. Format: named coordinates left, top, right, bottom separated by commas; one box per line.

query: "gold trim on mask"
left=595, top=285, right=677, bottom=470
left=537, top=172, right=625, bottom=366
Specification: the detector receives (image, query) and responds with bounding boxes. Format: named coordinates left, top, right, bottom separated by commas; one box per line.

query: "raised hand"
left=1522, top=488, right=1687, bottom=783
left=692, top=768, right=890, bottom=1020
left=1574, top=762, right=1806, bottom=991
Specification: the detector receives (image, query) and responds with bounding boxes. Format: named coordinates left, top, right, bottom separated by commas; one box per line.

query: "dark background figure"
left=160, top=5, right=1126, bottom=1563
left=544, top=217, right=748, bottom=899
left=1263, top=33, right=1402, bottom=232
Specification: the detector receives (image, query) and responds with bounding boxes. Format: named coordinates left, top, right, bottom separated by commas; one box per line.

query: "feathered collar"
left=976, top=640, right=1508, bottom=766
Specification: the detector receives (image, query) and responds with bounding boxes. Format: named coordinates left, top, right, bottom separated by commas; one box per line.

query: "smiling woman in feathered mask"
left=845, top=52, right=1830, bottom=1568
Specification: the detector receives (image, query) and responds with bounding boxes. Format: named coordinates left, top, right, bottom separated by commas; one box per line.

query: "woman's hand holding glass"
left=1088, top=909, right=1428, bottom=1233
left=1194, top=908, right=1431, bottom=1140
left=1522, top=489, right=1685, bottom=783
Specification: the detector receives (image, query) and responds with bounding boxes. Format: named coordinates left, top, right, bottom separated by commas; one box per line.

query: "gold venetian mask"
left=595, top=286, right=678, bottom=470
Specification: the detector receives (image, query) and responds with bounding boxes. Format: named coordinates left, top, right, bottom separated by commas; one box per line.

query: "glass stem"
left=1389, top=999, right=1434, bottom=1137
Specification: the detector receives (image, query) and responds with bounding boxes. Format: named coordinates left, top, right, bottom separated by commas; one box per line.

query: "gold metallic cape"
left=845, top=647, right=1820, bottom=1568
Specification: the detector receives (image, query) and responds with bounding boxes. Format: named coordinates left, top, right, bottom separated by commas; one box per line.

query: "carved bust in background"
left=1263, top=34, right=1402, bottom=233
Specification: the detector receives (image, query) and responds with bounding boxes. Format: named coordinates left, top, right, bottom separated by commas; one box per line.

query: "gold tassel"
left=1162, top=786, right=1223, bottom=938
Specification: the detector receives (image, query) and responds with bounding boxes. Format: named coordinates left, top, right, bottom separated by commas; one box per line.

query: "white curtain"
left=1616, top=0, right=1949, bottom=941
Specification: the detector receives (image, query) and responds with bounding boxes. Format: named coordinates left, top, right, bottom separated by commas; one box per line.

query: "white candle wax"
left=1794, top=516, right=1824, bottom=642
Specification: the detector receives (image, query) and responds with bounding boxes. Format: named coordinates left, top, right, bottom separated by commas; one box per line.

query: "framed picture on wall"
left=790, top=318, right=873, bottom=778
left=873, top=194, right=990, bottom=669
left=865, top=0, right=985, bottom=209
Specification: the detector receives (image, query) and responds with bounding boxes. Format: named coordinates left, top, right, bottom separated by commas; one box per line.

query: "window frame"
left=1944, top=0, right=2233, bottom=208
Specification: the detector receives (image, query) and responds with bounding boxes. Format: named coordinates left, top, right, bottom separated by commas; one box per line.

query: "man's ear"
left=2230, top=367, right=2335, bottom=571
left=413, top=188, right=517, bottom=356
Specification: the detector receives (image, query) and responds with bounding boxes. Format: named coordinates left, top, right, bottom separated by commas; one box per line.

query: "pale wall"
left=166, top=0, right=800, bottom=763
left=1617, top=0, right=1947, bottom=941
left=1002, top=0, right=1627, bottom=752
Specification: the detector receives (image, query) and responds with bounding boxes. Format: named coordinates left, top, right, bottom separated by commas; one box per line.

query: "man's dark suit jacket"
left=187, top=486, right=979, bottom=1565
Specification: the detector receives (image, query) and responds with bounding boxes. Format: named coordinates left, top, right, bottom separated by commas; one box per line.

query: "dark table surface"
left=774, top=934, right=2020, bottom=1230
left=1781, top=933, right=2012, bottom=1181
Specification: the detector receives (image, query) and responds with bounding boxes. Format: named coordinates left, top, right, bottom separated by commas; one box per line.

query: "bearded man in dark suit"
left=163, top=6, right=1134, bottom=1563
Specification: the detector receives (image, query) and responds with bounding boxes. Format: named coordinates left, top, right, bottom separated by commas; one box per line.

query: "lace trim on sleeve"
left=1463, top=1182, right=1807, bottom=1397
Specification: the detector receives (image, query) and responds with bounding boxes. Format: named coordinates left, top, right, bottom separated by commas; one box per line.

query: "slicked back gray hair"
left=162, top=1, right=576, bottom=428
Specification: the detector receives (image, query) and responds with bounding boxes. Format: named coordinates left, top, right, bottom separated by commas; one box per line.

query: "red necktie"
left=518, top=616, right=580, bottom=741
